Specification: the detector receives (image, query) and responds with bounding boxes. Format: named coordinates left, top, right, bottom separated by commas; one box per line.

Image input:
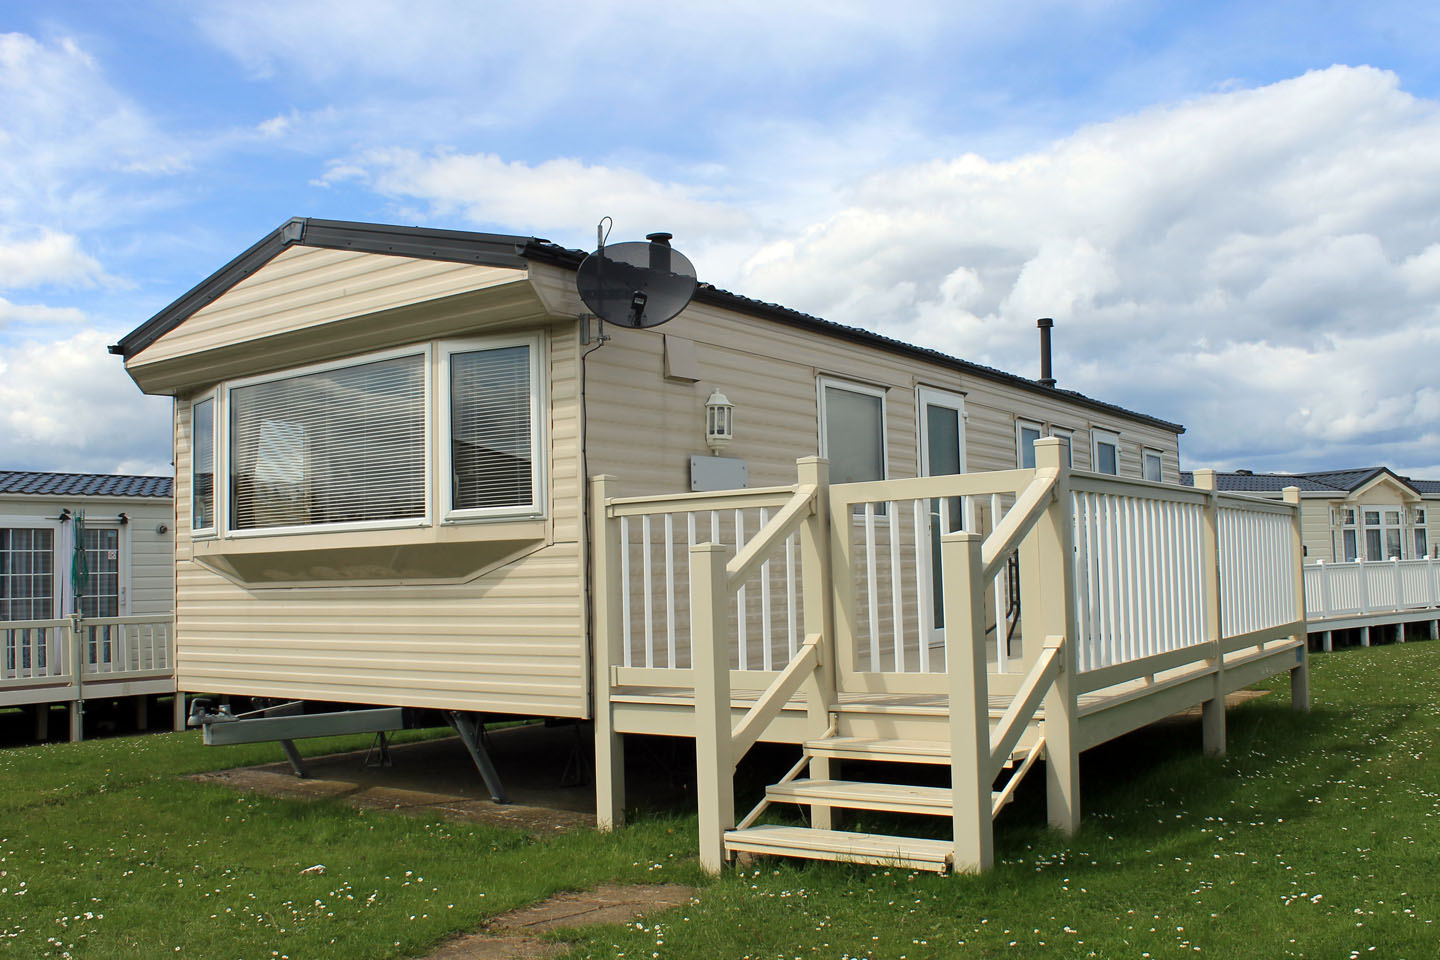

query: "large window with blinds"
left=229, top=350, right=429, bottom=531
left=443, top=336, right=544, bottom=519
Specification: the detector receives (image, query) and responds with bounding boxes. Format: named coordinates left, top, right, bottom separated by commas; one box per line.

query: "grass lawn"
left=4, top=642, right=1438, bottom=958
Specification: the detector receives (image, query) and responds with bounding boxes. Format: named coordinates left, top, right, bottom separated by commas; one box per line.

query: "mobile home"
left=113, top=219, right=1309, bottom=873
left=0, top=470, right=178, bottom=739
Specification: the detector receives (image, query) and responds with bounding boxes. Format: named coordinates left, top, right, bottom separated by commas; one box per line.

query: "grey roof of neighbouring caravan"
left=111, top=217, right=1185, bottom=435
left=1180, top=466, right=1439, bottom=496
left=0, top=471, right=173, bottom=498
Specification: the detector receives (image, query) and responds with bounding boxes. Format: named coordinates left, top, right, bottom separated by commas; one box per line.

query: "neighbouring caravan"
left=113, top=220, right=1310, bottom=874
left=112, top=219, right=1182, bottom=720
left=0, top=470, right=178, bottom=739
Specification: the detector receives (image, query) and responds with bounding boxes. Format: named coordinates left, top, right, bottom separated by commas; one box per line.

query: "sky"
left=3, top=0, right=1440, bottom=479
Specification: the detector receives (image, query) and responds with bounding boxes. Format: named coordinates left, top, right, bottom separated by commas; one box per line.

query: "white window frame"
left=1091, top=428, right=1120, bottom=476
left=0, top=517, right=62, bottom=621
left=76, top=519, right=130, bottom=617
left=1014, top=419, right=1042, bottom=470
left=190, top=392, right=218, bottom=538
left=222, top=344, right=433, bottom=539
left=1048, top=426, right=1074, bottom=469
left=915, top=386, right=968, bottom=478
left=439, top=333, right=548, bottom=523
left=1142, top=447, right=1164, bottom=483
left=817, top=377, right=888, bottom=514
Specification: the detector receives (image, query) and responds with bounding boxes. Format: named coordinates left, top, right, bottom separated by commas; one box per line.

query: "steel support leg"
left=279, top=739, right=308, bottom=778
left=448, top=711, right=510, bottom=804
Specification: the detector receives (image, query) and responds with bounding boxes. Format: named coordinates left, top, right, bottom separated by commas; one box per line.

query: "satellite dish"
left=576, top=232, right=697, bottom=329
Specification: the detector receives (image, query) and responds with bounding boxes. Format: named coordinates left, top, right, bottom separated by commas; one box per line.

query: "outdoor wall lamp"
left=705, top=388, right=734, bottom=455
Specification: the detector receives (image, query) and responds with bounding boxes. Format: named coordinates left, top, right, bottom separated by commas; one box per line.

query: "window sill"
left=191, top=519, right=548, bottom=587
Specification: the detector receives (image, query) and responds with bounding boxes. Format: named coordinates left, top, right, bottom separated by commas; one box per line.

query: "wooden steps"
left=766, top=777, right=1005, bottom=816
left=803, top=736, right=950, bottom=763
left=724, top=825, right=953, bottom=872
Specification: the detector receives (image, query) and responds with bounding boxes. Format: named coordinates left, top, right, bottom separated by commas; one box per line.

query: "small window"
left=1341, top=508, right=1356, bottom=526
left=1416, top=507, right=1427, bottom=525
left=1363, top=509, right=1380, bottom=526
left=1142, top=449, right=1163, bottom=483
left=1343, top=528, right=1359, bottom=562
left=444, top=337, right=545, bottom=519
left=192, top=396, right=216, bottom=533
left=819, top=378, right=886, bottom=486
left=1092, top=429, right=1119, bottom=475
left=1015, top=420, right=1042, bottom=470
left=1048, top=428, right=1073, bottom=468
left=1417, top=528, right=1429, bottom=559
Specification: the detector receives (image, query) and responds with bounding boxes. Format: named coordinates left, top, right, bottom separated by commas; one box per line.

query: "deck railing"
left=1305, top=557, right=1440, bottom=620
left=593, top=445, right=1309, bottom=873
left=2, top=615, right=173, bottom=686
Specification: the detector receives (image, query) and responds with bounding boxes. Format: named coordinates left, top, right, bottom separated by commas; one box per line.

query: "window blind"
left=230, top=354, right=426, bottom=530
left=450, top=345, right=534, bottom=511
left=192, top=397, right=215, bottom=529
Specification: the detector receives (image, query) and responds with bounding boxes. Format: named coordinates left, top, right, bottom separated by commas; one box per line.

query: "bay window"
left=443, top=337, right=545, bottom=518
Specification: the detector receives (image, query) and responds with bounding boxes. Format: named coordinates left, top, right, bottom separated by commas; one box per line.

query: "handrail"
left=608, top=484, right=799, bottom=516
left=829, top=468, right=1034, bottom=504
left=729, top=634, right=822, bottom=763
left=725, top=485, right=816, bottom=592
left=980, top=469, right=1058, bottom=582
left=0, top=618, right=70, bottom=630
left=988, top=635, right=1063, bottom=774
left=992, top=734, right=1045, bottom=816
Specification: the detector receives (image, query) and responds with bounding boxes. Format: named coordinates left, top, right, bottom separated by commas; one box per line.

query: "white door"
left=917, top=387, right=967, bottom=648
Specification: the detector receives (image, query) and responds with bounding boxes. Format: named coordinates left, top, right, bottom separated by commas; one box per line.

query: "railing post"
left=1357, top=556, right=1372, bottom=618
left=68, top=614, right=84, bottom=743
left=1391, top=556, right=1403, bottom=613
left=1032, top=438, right=1079, bottom=833
left=1316, top=560, right=1331, bottom=620
left=692, top=541, right=734, bottom=875
left=590, top=475, right=626, bottom=831
left=1193, top=470, right=1226, bottom=755
left=1283, top=488, right=1310, bottom=712
left=795, top=456, right=835, bottom=830
left=942, top=531, right=993, bottom=873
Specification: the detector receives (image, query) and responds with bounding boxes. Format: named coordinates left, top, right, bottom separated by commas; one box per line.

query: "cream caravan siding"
left=0, top=494, right=174, bottom=617
left=169, top=324, right=588, bottom=717
left=523, top=265, right=1184, bottom=497
left=1300, top=499, right=1336, bottom=562
left=140, top=246, right=528, bottom=365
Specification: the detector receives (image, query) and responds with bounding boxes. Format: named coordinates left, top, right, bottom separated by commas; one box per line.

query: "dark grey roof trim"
left=110, top=218, right=538, bottom=359
left=1180, top=466, right=1438, bottom=495
left=114, top=218, right=1185, bottom=434
left=0, top=470, right=173, bottom=499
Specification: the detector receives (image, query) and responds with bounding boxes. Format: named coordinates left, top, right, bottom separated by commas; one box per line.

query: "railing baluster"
left=915, top=498, right=932, bottom=673
left=664, top=514, right=677, bottom=669
left=642, top=514, right=655, bottom=669
left=760, top=507, right=773, bottom=672
left=735, top=509, right=748, bottom=671
left=785, top=532, right=798, bottom=660
left=889, top=500, right=904, bottom=672
left=864, top=502, right=880, bottom=671
left=620, top=516, right=632, bottom=667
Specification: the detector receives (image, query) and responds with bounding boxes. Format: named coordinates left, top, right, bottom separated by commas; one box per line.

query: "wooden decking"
left=591, top=445, right=1311, bottom=874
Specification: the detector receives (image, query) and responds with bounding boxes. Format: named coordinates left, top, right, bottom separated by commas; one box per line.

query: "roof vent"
left=1235, top=469, right=1253, bottom=475
left=1037, top=318, right=1056, bottom=388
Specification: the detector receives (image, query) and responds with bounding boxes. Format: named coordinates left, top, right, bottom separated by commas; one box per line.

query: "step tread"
left=804, top=737, right=951, bottom=761
left=725, top=825, right=953, bottom=870
left=768, top=778, right=951, bottom=810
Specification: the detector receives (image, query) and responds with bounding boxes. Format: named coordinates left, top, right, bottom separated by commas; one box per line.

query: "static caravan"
left=1187, top=467, right=1440, bottom=649
left=113, top=219, right=1310, bottom=873
left=0, top=470, right=178, bottom=739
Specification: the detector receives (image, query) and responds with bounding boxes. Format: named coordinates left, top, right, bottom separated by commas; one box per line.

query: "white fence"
left=1305, top=558, right=1440, bottom=621
left=2, top=615, right=172, bottom=685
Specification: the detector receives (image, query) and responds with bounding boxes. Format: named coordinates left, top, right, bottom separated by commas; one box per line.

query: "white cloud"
left=0, top=231, right=113, bottom=290
left=0, top=297, right=88, bottom=330
left=0, top=327, right=171, bottom=474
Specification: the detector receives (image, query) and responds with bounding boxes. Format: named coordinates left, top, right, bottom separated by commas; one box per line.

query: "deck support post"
left=942, top=531, right=994, bottom=873
left=1431, top=620, right=1438, bottom=642
left=1322, top=630, right=1333, bottom=653
left=796, top=457, right=835, bottom=830
left=1362, top=625, right=1371, bottom=648
left=68, top=615, right=84, bottom=744
left=135, top=695, right=149, bottom=731
left=33, top=703, right=49, bottom=741
left=1283, top=488, right=1310, bottom=713
left=1032, top=439, right=1080, bottom=834
left=589, top=475, right=627, bottom=831
left=1195, top=470, right=1227, bottom=756
left=172, top=691, right=186, bottom=732
left=692, top=542, right=734, bottom=876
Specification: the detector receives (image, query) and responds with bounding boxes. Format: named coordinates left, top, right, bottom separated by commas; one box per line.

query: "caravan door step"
left=725, top=825, right=953, bottom=872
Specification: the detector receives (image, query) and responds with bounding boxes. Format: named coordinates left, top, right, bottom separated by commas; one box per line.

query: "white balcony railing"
left=1305, top=558, right=1440, bottom=621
